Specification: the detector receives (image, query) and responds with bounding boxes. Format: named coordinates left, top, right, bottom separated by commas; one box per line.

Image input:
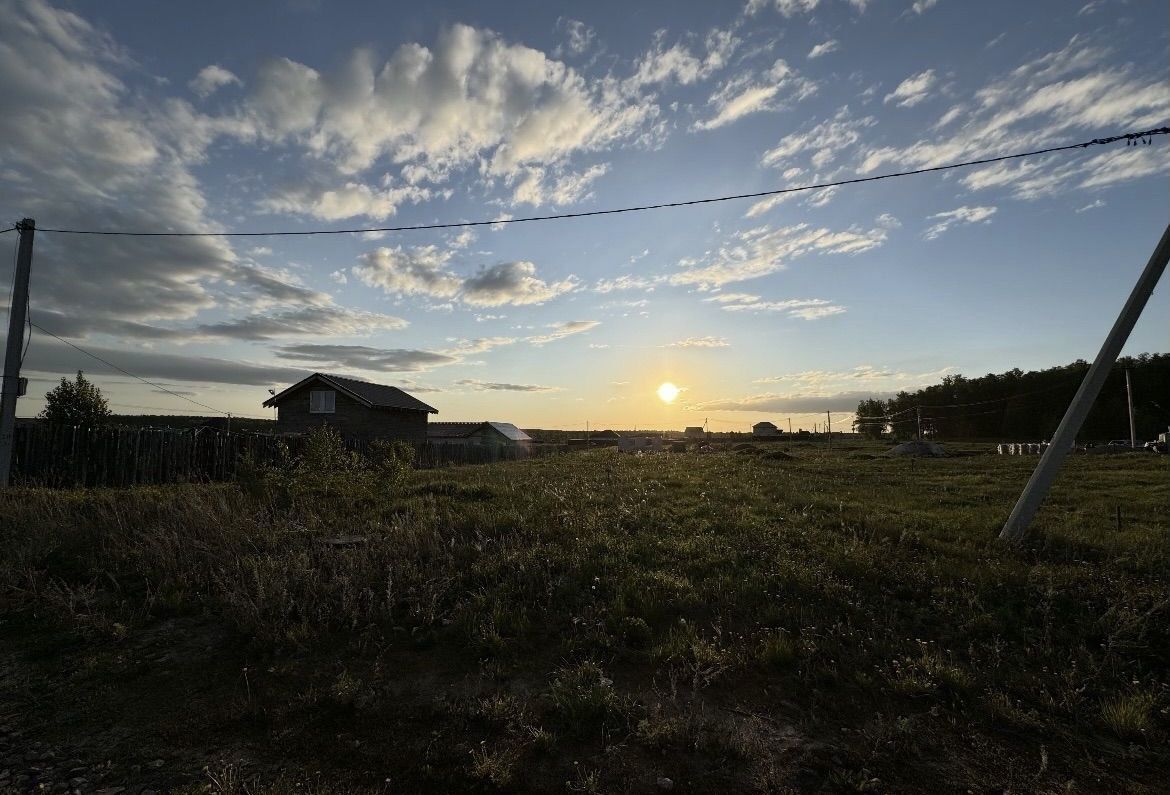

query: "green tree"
left=855, top=398, right=887, bottom=439
left=39, top=371, right=111, bottom=426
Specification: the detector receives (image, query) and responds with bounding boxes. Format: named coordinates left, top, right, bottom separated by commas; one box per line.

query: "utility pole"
left=0, top=219, right=35, bottom=487
left=1001, top=223, right=1170, bottom=543
left=916, top=407, right=922, bottom=442
left=1125, top=369, right=1136, bottom=448
left=787, top=417, right=792, bottom=434
left=826, top=410, right=832, bottom=451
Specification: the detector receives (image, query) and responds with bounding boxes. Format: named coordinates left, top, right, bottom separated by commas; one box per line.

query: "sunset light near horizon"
left=0, top=0, right=1165, bottom=430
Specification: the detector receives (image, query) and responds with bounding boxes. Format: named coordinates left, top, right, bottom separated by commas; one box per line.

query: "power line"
left=28, top=127, right=1169, bottom=238
left=29, top=321, right=234, bottom=417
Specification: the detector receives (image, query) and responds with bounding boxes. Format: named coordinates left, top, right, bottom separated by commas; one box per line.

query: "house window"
left=309, top=390, right=336, bottom=414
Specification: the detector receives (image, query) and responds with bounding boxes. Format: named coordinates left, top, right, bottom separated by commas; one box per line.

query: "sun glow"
left=657, top=382, right=680, bottom=404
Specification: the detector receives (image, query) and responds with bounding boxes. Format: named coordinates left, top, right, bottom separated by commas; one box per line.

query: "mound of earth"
left=886, top=441, right=948, bottom=457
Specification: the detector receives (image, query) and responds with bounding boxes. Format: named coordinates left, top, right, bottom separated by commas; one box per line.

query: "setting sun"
left=656, top=382, right=680, bottom=404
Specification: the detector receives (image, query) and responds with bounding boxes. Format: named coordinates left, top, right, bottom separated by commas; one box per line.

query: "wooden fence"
left=11, top=423, right=564, bottom=488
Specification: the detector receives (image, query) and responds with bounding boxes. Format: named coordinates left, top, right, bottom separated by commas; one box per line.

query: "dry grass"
left=0, top=436, right=1166, bottom=792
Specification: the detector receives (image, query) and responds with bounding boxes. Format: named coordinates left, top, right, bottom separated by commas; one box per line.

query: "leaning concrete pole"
left=1000, top=223, right=1170, bottom=543
left=0, top=219, right=35, bottom=487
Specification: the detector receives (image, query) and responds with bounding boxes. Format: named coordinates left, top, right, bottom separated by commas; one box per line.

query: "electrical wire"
left=28, top=320, right=234, bottom=417
left=29, top=127, right=1169, bottom=238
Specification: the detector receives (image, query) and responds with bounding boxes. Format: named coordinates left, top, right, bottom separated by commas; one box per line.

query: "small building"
left=262, top=373, right=437, bottom=443
left=618, top=436, right=663, bottom=453
left=427, top=421, right=532, bottom=448
left=568, top=429, right=621, bottom=448
left=684, top=426, right=705, bottom=440
left=752, top=421, right=780, bottom=438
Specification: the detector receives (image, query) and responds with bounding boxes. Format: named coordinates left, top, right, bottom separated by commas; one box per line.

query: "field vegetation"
left=0, top=434, right=1166, bottom=793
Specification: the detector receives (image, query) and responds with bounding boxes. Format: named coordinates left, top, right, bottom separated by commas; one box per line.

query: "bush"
left=239, top=426, right=414, bottom=514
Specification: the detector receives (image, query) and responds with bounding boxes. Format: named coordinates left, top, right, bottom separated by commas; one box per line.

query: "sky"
left=0, top=0, right=1166, bottom=431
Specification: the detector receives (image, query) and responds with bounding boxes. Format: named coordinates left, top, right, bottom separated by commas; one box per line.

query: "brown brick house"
left=262, top=373, right=437, bottom=443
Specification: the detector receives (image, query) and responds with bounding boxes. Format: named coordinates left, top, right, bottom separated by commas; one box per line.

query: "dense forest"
left=856, top=353, right=1170, bottom=442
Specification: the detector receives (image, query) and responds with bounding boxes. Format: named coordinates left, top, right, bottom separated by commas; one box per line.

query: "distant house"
left=568, top=429, right=621, bottom=448
left=262, top=373, right=437, bottom=443
left=752, top=421, right=780, bottom=438
left=428, top=421, right=532, bottom=448
left=618, top=436, right=663, bottom=453
left=684, top=426, right=705, bottom=440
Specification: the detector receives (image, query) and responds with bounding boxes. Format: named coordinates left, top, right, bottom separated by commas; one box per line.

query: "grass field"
left=0, top=440, right=1166, bottom=793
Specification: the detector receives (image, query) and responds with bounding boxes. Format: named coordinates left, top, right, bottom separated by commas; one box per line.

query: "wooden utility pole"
left=916, top=407, right=922, bottom=441
left=0, top=219, right=35, bottom=487
left=1125, top=369, right=1136, bottom=448
left=826, top=410, right=832, bottom=451
left=1001, top=224, right=1170, bottom=543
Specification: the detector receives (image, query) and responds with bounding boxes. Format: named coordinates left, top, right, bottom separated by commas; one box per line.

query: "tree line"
left=856, top=353, right=1170, bottom=441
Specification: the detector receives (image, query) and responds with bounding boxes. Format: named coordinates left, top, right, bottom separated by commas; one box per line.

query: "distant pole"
left=916, top=407, right=922, bottom=441
left=1001, top=223, right=1170, bottom=543
left=0, top=219, right=35, bottom=487
left=787, top=417, right=792, bottom=434
left=1125, top=369, right=1136, bottom=448
left=826, top=410, right=832, bottom=451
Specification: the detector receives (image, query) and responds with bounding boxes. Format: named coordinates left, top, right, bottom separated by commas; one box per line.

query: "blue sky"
left=1, top=0, right=1166, bottom=429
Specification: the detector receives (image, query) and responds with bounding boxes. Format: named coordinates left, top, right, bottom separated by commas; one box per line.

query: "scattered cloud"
left=555, top=18, right=595, bottom=56
left=761, top=107, right=876, bottom=171
left=189, top=65, right=241, bottom=98
left=352, top=246, right=463, bottom=299
left=857, top=36, right=1168, bottom=199
left=527, top=320, right=601, bottom=345
left=274, top=344, right=457, bottom=372
left=455, top=378, right=561, bottom=392
left=667, top=336, right=730, bottom=348
left=923, top=205, right=997, bottom=239
left=671, top=222, right=887, bottom=288
left=1076, top=199, right=1105, bottom=213
left=353, top=247, right=576, bottom=307
left=593, top=275, right=663, bottom=293
left=807, top=40, right=840, bottom=59
left=462, top=261, right=578, bottom=307
left=911, top=0, right=939, bottom=13
left=706, top=294, right=846, bottom=319
left=884, top=69, right=936, bottom=107
left=694, top=59, right=817, bottom=130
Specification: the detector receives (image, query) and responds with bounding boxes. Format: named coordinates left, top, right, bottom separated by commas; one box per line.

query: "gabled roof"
left=263, top=373, right=438, bottom=413
left=486, top=422, right=532, bottom=442
left=753, top=421, right=778, bottom=428
left=427, top=421, right=483, bottom=438
left=591, top=429, right=621, bottom=439
left=427, top=421, right=533, bottom=442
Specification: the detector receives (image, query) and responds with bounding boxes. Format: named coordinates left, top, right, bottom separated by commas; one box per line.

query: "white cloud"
left=667, top=336, right=730, bottom=348
left=922, top=205, right=997, bottom=239
left=884, top=69, right=936, bottom=107
left=352, top=246, right=463, bottom=299
left=761, top=107, right=876, bottom=170
left=240, top=24, right=656, bottom=188
left=911, top=0, right=939, bottom=13
left=1076, top=199, right=1105, bottom=213
left=189, top=65, right=241, bottom=98
left=262, top=180, right=432, bottom=220
left=671, top=223, right=887, bottom=288
left=556, top=18, right=595, bottom=56
left=745, top=0, right=821, bottom=16
left=592, top=274, right=664, bottom=293
left=694, top=59, right=817, bottom=130
left=510, top=163, right=609, bottom=206
left=807, top=40, right=840, bottom=59
left=455, top=378, right=561, bottom=392
left=708, top=295, right=847, bottom=319
left=353, top=247, right=575, bottom=307
left=875, top=212, right=902, bottom=229
left=527, top=320, right=600, bottom=345
left=462, top=261, right=577, bottom=306
left=857, top=36, right=1168, bottom=199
